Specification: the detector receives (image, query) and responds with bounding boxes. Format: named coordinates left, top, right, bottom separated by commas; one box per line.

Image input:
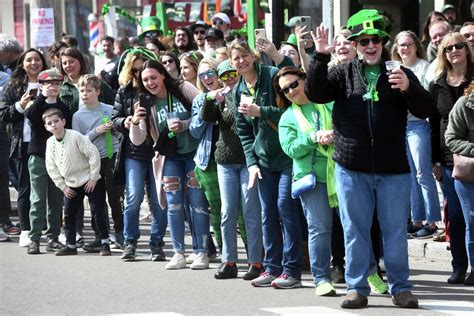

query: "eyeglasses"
left=194, top=30, right=206, bottom=35
left=40, top=80, right=62, bottom=86
left=357, top=36, right=382, bottom=47
left=219, top=71, right=238, bottom=82
left=162, top=59, right=174, bottom=65
left=131, top=68, right=140, bottom=74
left=444, top=42, right=466, bottom=52
left=399, top=43, right=414, bottom=48
left=198, top=69, right=217, bottom=79
left=280, top=79, right=300, bottom=95
left=212, top=19, right=224, bottom=26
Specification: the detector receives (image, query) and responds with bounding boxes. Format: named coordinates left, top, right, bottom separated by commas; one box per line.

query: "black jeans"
left=14, top=142, right=31, bottom=230
left=0, top=124, right=12, bottom=225
left=63, top=180, right=108, bottom=245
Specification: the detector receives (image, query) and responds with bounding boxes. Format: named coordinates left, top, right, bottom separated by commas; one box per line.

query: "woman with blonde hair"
left=328, top=28, right=357, bottom=68
left=430, top=32, right=473, bottom=284
left=179, top=51, right=203, bottom=87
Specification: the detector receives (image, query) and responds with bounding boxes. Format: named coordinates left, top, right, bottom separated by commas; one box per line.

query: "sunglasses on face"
left=162, top=59, right=174, bottom=65
left=444, top=42, right=466, bottom=53
left=357, top=36, right=382, bottom=47
left=194, top=30, right=206, bottom=35
left=213, top=19, right=224, bottom=26
left=131, top=68, right=140, bottom=74
left=219, top=71, right=238, bottom=82
left=198, top=69, right=217, bottom=79
left=280, top=79, right=300, bottom=95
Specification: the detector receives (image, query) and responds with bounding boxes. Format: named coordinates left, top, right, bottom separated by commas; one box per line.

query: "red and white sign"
left=30, top=8, right=55, bottom=48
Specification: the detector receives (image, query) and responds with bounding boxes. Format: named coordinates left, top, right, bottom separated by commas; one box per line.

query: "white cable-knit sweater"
left=46, top=129, right=101, bottom=191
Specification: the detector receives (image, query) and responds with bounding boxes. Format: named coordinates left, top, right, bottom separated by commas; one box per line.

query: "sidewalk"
left=8, top=187, right=451, bottom=261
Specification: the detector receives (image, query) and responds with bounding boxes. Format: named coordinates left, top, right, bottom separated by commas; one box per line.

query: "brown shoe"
left=340, top=291, right=368, bottom=309
left=392, top=291, right=418, bottom=308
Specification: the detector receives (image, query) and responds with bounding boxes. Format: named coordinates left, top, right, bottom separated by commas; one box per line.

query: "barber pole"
left=88, top=13, right=100, bottom=53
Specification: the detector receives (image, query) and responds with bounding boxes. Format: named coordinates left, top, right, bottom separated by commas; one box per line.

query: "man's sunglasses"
left=357, top=36, right=382, bottom=47
left=213, top=19, right=224, bottom=26
left=194, top=30, right=206, bottom=35
left=198, top=69, right=217, bottom=79
left=219, top=71, right=238, bottom=82
left=162, top=59, right=174, bottom=65
left=280, top=79, right=300, bottom=95
left=444, top=42, right=466, bottom=53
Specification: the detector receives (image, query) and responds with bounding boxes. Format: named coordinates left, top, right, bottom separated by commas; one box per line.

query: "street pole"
left=322, top=0, right=333, bottom=44
left=271, top=0, right=284, bottom=46
left=247, top=0, right=258, bottom=48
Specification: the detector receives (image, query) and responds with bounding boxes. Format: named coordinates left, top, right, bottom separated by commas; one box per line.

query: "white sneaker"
left=18, top=230, right=31, bottom=247
left=58, top=233, right=67, bottom=244
left=186, top=252, right=197, bottom=264
left=0, top=225, right=10, bottom=242
left=190, top=252, right=209, bottom=270
left=165, top=253, right=186, bottom=270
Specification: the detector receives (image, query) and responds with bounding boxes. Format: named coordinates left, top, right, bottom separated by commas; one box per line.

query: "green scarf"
left=291, top=102, right=338, bottom=207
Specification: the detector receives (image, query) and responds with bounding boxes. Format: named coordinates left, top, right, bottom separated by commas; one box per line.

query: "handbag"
left=452, top=154, right=474, bottom=182
left=291, top=171, right=317, bottom=199
left=154, top=127, right=177, bottom=157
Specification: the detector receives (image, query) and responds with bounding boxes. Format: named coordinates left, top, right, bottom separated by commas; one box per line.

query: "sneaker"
left=100, top=243, right=111, bottom=256
left=6, top=223, right=21, bottom=235
left=243, top=264, right=264, bottom=281
left=465, top=273, right=474, bottom=286
left=27, top=240, right=40, bottom=254
left=114, top=232, right=125, bottom=250
left=315, top=282, right=336, bottom=296
left=165, top=253, right=186, bottom=270
left=447, top=271, right=466, bottom=284
left=341, top=291, right=368, bottom=309
left=368, top=271, right=388, bottom=294
left=252, top=272, right=277, bottom=287
left=83, top=239, right=102, bottom=253
left=331, top=265, right=345, bottom=283
left=214, top=263, right=238, bottom=279
left=121, top=242, right=137, bottom=261
left=271, top=274, right=302, bottom=289
left=186, top=253, right=197, bottom=264
left=433, top=230, right=446, bottom=242
left=407, top=222, right=423, bottom=235
left=392, top=291, right=418, bottom=308
left=0, top=225, right=11, bottom=242
left=76, top=235, right=84, bottom=248
left=411, top=224, right=438, bottom=239
left=18, top=230, right=31, bottom=247
left=150, top=244, right=166, bottom=262
left=190, top=252, right=209, bottom=270
left=55, top=245, right=78, bottom=256
left=46, top=239, right=64, bottom=252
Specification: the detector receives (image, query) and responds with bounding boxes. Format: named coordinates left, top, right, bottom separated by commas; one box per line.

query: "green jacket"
left=233, top=60, right=293, bottom=171
left=445, top=93, right=474, bottom=157
left=60, top=79, right=116, bottom=114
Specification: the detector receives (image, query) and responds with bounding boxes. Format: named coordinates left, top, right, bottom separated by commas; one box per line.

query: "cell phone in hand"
left=28, top=88, right=38, bottom=99
left=139, top=93, right=152, bottom=115
left=254, top=28, right=267, bottom=45
left=298, top=16, right=312, bottom=39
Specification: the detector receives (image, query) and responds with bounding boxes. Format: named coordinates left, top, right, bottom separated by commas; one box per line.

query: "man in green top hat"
left=279, top=34, right=301, bottom=68
left=139, top=16, right=162, bottom=44
left=305, top=9, right=435, bottom=310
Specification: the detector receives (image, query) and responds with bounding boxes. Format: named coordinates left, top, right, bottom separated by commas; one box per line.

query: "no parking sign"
left=30, top=8, right=55, bottom=48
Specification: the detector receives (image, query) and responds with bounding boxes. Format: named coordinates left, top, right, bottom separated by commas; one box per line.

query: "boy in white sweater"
left=44, top=108, right=110, bottom=256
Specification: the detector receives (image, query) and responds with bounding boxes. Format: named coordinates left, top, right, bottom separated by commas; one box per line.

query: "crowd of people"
left=0, top=6, right=473, bottom=310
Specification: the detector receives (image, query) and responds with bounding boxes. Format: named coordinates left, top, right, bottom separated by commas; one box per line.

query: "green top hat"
left=347, top=9, right=389, bottom=42
left=139, top=16, right=162, bottom=40
left=281, top=34, right=298, bottom=50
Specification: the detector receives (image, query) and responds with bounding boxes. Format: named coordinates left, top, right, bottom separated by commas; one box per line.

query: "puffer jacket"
left=429, top=68, right=473, bottom=165
left=305, top=52, right=435, bottom=174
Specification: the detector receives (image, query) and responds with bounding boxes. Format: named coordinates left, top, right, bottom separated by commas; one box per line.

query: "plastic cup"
left=166, top=111, right=178, bottom=128
left=385, top=61, right=401, bottom=75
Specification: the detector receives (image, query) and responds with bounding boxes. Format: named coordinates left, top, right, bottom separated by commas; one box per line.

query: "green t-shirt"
left=154, top=95, right=199, bottom=155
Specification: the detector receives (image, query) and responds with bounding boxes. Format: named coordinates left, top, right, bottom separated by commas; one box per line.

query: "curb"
left=407, top=238, right=451, bottom=261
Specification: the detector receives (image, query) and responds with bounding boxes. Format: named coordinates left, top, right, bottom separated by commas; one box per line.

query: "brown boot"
left=392, top=291, right=419, bottom=308
left=340, top=291, right=368, bottom=309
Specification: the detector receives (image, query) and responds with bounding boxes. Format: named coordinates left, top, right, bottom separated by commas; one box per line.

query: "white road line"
left=419, top=300, right=474, bottom=315
left=260, top=306, right=357, bottom=316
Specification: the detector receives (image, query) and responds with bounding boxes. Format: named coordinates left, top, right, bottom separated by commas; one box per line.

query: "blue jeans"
left=454, top=179, right=474, bottom=269
left=299, top=182, right=333, bottom=285
left=335, top=163, right=412, bottom=296
left=441, top=166, right=468, bottom=273
left=124, top=157, right=167, bottom=246
left=258, top=167, right=302, bottom=279
left=217, top=164, right=262, bottom=263
left=406, top=120, right=441, bottom=222
left=163, top=152, right=209, bottom=253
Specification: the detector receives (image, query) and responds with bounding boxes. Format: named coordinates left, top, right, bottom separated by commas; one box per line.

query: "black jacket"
left=429, top=68, right=473, bottom=165
left=24, top=94, right=71, bottom=157
left=305, top=53, right=435, bottom=174
left=112, top=82, right=154, bottom=161
left=0, top=80, right=28, bottom=158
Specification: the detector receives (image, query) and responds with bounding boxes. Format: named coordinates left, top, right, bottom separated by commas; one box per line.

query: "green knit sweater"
left=445, top=93, right=474, bottom=157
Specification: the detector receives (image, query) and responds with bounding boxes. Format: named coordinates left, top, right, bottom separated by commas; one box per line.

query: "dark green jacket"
left=60, top=79, right=116, bottom=114
left=233, top=59, right=293, bottom=171
left=445, top=93, right=474, bottom=157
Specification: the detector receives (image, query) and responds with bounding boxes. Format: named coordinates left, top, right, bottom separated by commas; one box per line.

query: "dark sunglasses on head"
left=194, top=30, right=206, bottom=35
left=219, top=71, right=238, bottom=82
left=162, top=59, right=174, bottom=65
left=198, top=69, right=217, bottom=79
left=213, top=19, right=224, bottom=26
left=357, top=36, right=382, bottom=47
left=444, top=42, right=466, bottom=53
left=280, top=79, right=300, bottom=95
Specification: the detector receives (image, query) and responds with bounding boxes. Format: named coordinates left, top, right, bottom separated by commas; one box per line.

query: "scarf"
left=291, top=102, right=338, bottom=207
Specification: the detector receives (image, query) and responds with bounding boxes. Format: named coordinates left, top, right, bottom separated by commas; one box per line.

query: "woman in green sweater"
left=276, top=66, right=338, bottom=296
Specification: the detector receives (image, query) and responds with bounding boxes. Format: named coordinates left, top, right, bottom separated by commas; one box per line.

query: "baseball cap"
left=38, top=69, right=64, bottom=82
left=286, top=16, right=300, bottom=28
left=211, top=13, right=230, bottom=25
left=189, top=20, right=209, bottom=33
left=205, top=28, right=224, bottom=41
left=441, top=4, right=456, bottom=13
left=217, top=60, right=236, bottom=77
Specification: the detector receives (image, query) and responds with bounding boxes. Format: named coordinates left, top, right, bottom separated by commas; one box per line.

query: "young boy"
left=72, top=74, right=123, bottom=251
left=24, top=69, right=71, bottom=254
left=44, top=108, right=110, bottom=256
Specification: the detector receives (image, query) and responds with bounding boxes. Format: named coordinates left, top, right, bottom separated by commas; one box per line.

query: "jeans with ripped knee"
left=163, top=152, right=209, bottom=253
